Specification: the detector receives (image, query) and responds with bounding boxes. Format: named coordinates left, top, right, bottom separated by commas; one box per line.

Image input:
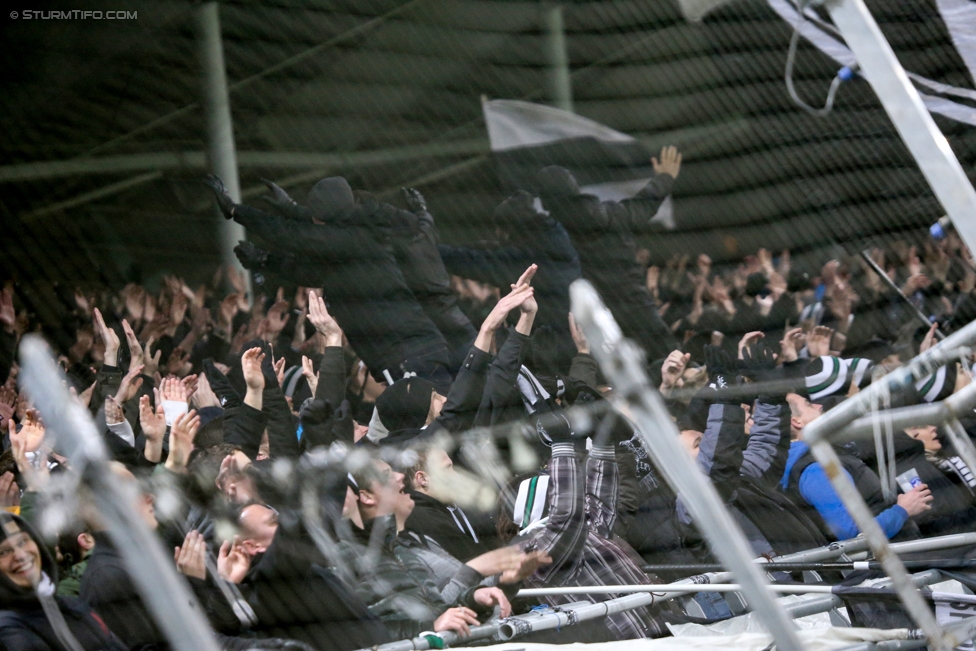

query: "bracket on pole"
left=825, top=0, right=976, bottom=257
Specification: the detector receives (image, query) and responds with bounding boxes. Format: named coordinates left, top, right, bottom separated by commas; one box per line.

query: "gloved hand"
left=299, top=397, right=334, bottom=426
left=593, top=409, right=636, bottom=447
left=260, top=178, right=298, bottom=212
left=401, top=187, right=427, bottom=213
left=203, top=175, right=236, bottom=219
left=330, top=399, right=355, bottom=444
left=704, top=345, right=736, bottom=391
left=234, top=241, right=269, bottom=271
left=535, top=410, right=576, bottom=446
left=203, top=359, right=241, bottom=409
left=738, top=340, right=777, bottom=382
left=704, top=345, right=740, bottom=404
left=739, top=340, right=787, bottom=403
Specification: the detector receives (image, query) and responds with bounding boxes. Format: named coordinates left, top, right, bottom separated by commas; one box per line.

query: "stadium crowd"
left=0, top=147, right=975, bottom=650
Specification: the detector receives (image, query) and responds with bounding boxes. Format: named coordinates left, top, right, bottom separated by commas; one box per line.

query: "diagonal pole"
left=19, top=336, right=220, bottom=651
left=570, top=279, right=804, bottom=651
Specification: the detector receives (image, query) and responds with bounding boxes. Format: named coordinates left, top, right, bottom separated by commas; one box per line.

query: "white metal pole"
left=197, top=1, right=251, bottom=297
left=825, top=0, right=976, bottom=257
left=542, top=4, right=573, bottom=113
left=570, top=279, right=804, bottom=651
left=19, top=337, right=220, bottom=651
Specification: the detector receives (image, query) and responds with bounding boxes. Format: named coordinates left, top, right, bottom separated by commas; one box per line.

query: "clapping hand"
left=807, top=326, right=834, bottom=357
left=660, top=350, right=691, bottom=394
left=217, top=537, right=251, bottom=584
left=165, top=409, right=200, bottom=473
left=307, top=291, right=342, bottom=346
left=93, top=308, right=120, bottom=367
left=175, top=530, right=207, bottom=581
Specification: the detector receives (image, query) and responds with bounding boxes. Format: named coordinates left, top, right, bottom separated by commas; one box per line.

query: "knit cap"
left=375, top=377, right=436, bottom=433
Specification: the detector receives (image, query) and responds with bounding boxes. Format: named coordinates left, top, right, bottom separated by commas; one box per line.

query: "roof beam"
left=0, top=139, right=488, bottom=183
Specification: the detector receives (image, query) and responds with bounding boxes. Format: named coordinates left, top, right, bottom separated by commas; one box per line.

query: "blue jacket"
left=781, top=441, right=908, bottom=540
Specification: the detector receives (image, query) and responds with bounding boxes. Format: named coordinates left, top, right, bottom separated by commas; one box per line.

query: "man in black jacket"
left=230, top=503, right=393, bottom=651
left=401, top=446, right=498, bottom=562
left=338, top=456, right=510, bottom=641
left=262, top=179, right=477, bottom=368
left=439, top=190, right=582, bottom=371
left=536, top=147, right=682, bottom=361
left=204, top=175, right=452, bottom=389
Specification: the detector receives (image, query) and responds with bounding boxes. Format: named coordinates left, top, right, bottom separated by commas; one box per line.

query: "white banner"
left=767, top=0, right=976, bottom=127
left=936, top=0, right=976, bottom=88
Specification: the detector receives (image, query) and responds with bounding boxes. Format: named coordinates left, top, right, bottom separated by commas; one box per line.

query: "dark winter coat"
left=231, top=202, right=450, bottom=382
left=539, top=176, right=679, bottom=360
left=0, top=515, right=128, bottom=651
left=403, top=491, right=496, bottom=563
left=389, top=206, right=477, bottom=355
left=237, top=523, right=391, bottom=651
left=335, top=515, right=485, bottom=641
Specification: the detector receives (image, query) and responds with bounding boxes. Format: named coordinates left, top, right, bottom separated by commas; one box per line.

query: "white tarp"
left=936, top=0, right=976, bottom=88
left=475, top=627, right=910, bottom=651
left=767, top=0, right=976, bottom=127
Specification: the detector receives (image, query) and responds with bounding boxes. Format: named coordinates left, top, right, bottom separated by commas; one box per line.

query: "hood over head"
left=307, top=177, right=355, bottom=221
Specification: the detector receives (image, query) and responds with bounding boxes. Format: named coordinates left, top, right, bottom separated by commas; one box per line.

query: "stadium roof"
left=2, top=0, right=974, bottom=294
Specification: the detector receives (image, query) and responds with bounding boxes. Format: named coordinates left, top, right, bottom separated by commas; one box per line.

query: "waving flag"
left=482, top=98, right=675, bottom=229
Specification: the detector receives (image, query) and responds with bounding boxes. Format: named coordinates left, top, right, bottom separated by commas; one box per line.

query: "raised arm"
left=204, top=175, right=373, bottom=259
left=741, top=399, right=791, bottom=487
left=695, top=346, right=746, bottom=501
left=259, top=178, right=315, bottom=222
left=613, top=146, right=680, bottom=233
left=524, top=442, right=587, bottom=583
left=738, top=341, right=792, bottom=486
left=437, top=274, right=537, bottom=432
left=307, top=290, right=346, bottom=407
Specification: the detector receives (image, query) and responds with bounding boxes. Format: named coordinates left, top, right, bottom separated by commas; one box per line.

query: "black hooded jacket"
left=231, top=201, right=450, bottom=382
left=0, top=514, right=127, bottom=651
left=538, top=171, right=679, bottom=360
left=403, top=491, right=496, bottom=563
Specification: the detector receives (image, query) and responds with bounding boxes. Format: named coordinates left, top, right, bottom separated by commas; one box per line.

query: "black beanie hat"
left=307, top=177, right=355, bottom=221
left=536, top=166, right=580, bottom=197
left=493, top=190, right=538, bottom=229
left=745, top=272, right=768, bottom=297
left=376, top=377, right=436, bottom=433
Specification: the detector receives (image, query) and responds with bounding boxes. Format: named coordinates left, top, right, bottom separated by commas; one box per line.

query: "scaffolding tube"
left=569, top=279, right=804, bottom=651
left=500, top=570, right=946, bottom=642
left=644, top=559, right=976, bottom=574
left=360, top=537, right=972, bottom=651
left=802, top=319, right=976, bottom=651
